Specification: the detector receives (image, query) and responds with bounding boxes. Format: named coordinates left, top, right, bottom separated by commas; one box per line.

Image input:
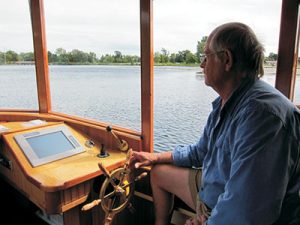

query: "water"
left=0, top=65, right=299, bottom=151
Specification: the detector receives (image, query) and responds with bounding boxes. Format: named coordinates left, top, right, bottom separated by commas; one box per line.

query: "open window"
left=43, top=0, right=141, bottom=131
left=0, top=0, right=38, bottom=110
left=153, top=0, right=282, bottom=151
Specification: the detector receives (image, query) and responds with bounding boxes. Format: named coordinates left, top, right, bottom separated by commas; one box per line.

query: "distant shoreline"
left=0, top=62, right=199, bottom=67
left=3, top=63, right=300, bottom=76
left=0, top=63, right=299, bottom=73
left=0, top=63, right=285, bottom=67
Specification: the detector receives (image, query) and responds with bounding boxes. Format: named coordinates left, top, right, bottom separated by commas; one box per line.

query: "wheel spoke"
left=103, top=190, right=116, bottom=200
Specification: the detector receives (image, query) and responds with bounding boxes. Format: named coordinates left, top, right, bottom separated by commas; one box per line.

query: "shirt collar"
left=212, top=78, right=256, bottom=116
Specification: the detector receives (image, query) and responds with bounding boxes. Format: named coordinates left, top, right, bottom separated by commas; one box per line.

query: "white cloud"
left=153, top=0, right=282, bottom=54
left=0, top=0, right=282, bottom=55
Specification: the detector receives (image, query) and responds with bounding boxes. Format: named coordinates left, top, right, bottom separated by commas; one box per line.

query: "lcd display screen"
left=26, top=131, right=75, bottom=158
left=14, top=124, right=84, bottom=167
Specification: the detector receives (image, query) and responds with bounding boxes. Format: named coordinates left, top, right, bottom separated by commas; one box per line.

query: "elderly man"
left=130, top=22, right=300, bottom=225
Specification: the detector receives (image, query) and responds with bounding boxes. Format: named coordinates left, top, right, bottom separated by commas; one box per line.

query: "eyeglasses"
left=200, top=50, right=225, bottom=64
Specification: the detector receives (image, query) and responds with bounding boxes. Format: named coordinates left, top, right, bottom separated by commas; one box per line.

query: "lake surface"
left=0, top=65, right=299, bottom=151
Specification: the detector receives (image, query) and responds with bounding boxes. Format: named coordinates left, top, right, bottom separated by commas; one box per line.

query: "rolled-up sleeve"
left=172, top=125, right=209, bottom=168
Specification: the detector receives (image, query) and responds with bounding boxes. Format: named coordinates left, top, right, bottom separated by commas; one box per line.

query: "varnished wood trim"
left=140, top=0, right=154, bottom=152
left=61, top=195, right=89, bottom=212
left=0, top=112, right=141, bottom=192
left=29, top=0, right=52, bottom=113
left=2, top=126, right=127, bottom=192
left=0, top=111, right=143, bottom=155
left=58, top=161, right=126, bottom=191
left=275, top=0, right=299, bottom=100
left=0, top=109, right=38, bottom=113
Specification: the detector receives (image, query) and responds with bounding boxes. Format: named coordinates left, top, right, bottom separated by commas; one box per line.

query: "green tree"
left=48, top=51, right=58, bottom=63
left=100, top=54, right=114, bottom=63
left=129, top=55, right=140, bottom=65
left=160, top=48, right=169, bottom=63
left=175, top=51, right=184, bottom=63
left=154, top=52, right=161, bottom=63
left=54, top=48, right=69, bottom=64
left=70, top=49, right=88, bottom=63
left=5, top=50, right=19, bottom=63
left=88, top=52, right=97, bottom=63
left=196, top=36, right=207, bottom=62
left=175, top=50, right=195, bottom=63
left=185, top=51, right=197, bottom=64
left=267, top=52, right=278, bottom=61
left=0, top=51, right=6, bottom=64
left=113, top=51, right=122, bottom=63
left=169, top=53, right=176, bottom=63
left=19, top=52, right=34, bottom=61
left=123, top=55, right=140, bottom=65
left=55, top=48, right=67, bottom=56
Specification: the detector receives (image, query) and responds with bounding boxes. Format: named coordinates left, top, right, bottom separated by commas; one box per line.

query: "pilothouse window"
left=153, top=0, right=283, bottom=151
left=0, top=0, right=38, bottom=110
left=44, top=0, right=141, bottom=131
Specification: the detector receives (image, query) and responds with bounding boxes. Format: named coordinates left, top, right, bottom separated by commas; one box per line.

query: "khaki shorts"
left=188, top=169, right=202, bottom=208
left=189, top=169, right=211, bottom=218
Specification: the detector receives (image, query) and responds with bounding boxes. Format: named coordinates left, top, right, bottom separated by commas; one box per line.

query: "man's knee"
left=150, top=164, right=174, bottom=186
left=151, top=164, right=167, bottom=182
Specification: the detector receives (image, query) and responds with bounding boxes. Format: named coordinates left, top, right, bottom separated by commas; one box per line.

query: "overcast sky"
left=0, top=0, right=282, bottom=56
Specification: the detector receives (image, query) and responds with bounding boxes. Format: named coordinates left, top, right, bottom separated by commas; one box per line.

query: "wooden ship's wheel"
left=99, top=166, right=134, bottom=214
left=82, top=149, right=147, bottom=225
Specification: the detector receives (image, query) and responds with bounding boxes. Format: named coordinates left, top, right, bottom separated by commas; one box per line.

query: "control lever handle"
left=134, top=172, right=148, bottom=182
left=81, top=199, right=101, bottom=211
left=98, top=143, right=109, bottom=158
left=106, top=126, right=129, bottom=151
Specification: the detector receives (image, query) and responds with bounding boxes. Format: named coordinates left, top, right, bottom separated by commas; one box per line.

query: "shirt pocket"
left=215, top=134, right=231, bottom=180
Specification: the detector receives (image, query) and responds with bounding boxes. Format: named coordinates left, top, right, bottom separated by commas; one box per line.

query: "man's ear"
left=224, top=49, right=233, bottom=71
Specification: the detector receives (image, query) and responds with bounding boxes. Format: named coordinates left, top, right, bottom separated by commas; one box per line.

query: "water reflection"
left=0, top=65, right=299, bottom=151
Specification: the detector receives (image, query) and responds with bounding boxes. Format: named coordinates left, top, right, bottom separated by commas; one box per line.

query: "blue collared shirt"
left=172, top=78, right=300, bottom=225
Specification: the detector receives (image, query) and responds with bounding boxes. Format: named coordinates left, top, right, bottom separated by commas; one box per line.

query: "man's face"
left=200, top=42, right=225, bottom=91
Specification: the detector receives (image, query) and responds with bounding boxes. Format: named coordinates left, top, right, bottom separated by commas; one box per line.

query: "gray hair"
left=209, top=22, right=265, bottom=78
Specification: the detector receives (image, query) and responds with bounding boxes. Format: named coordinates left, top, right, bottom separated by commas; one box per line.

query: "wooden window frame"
left=29, top=0, right=154, bottom=152
left=275, top=0, right=300, bottom=102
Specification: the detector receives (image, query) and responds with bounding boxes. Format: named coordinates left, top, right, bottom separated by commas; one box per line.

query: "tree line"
left=0, top=36, right=289, bottom=65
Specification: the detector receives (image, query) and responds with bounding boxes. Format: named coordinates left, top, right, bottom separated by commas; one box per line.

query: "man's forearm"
left=155, top=151, right=174, bottom=164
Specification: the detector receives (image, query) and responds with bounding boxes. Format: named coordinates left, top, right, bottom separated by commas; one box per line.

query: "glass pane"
left=295, top=48, right=300, bottom=103
left=44, top=0, right=141, bottom=131
left=0, top=0, right=38, bottom=109
left=153, top=0, right=282, bottom=151
left=292, top=7, right=300, bottom=103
